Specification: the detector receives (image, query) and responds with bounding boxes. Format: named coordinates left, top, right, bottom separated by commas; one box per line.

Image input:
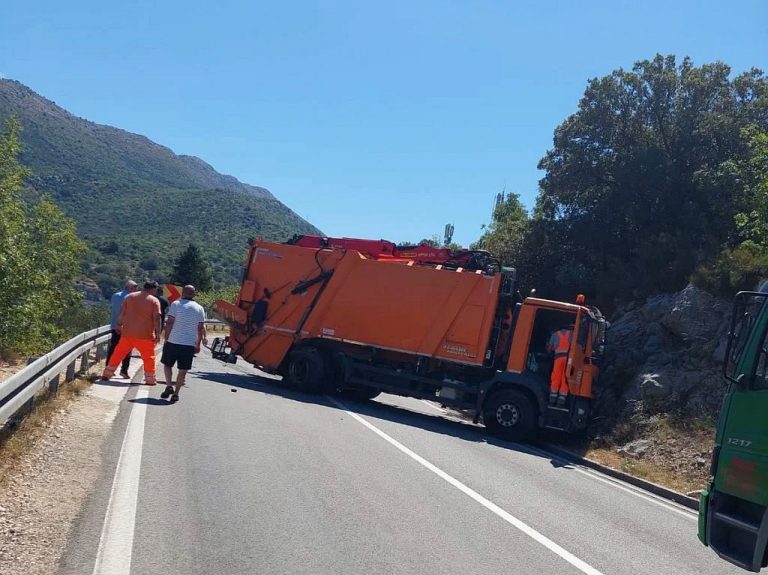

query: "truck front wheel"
left=284, top=347, right=326, bottom=393
left=483, top=389, right=536, bottom=441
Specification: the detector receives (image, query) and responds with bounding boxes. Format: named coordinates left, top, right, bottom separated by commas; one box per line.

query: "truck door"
left=706, top=290, right=768, bottom=571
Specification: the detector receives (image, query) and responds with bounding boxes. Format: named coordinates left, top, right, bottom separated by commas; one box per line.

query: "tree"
left=0, top=117, right=86, bottom=355
left=693, top=126, right=768, bottom=293
left=170, top=243, right=213, bottom=291
left=534, top=55, right=767, bottom=305
left=473, top=192, right=529, bottom=267
left=0, top=117, right=32, bottom=353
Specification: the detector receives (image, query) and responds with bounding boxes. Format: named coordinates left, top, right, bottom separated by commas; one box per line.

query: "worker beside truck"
left=213, top=237, right=607, bottom=440
left=547, top=324, right=574, bottom=406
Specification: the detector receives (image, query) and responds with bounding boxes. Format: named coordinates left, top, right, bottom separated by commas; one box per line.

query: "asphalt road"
left=59, top=348, right=744, bottom=575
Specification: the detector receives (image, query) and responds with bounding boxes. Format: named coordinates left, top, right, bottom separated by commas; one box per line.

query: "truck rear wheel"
left=483, top=389, right=535, bottom=441
left=284, top=347, right=326, bottom=393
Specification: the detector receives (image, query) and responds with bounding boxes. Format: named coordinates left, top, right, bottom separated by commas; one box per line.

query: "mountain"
left=0, top=79, right=321, bottom=296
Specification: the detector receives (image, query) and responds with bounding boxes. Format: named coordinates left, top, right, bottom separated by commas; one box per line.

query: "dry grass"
left=583, top=447, right=705, bottom=493
left=0, top=375, right=95, bottom=489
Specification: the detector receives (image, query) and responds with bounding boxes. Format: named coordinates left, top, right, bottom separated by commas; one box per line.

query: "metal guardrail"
left=0, top=325, right=113, bottom=427
left=0, top=320, right=226, bottom=428
left=0, top=320, right=228, bottom=428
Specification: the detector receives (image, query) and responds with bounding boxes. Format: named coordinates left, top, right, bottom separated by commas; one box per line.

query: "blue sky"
left=2, top=1, right=766, bottom=247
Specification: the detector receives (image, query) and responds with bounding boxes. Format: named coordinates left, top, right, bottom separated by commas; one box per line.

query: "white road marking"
left=521, top=443, right=698, bottom=521
left=400, top=396, right=696, bottom=521
left=329, top=396, right=605, bottom=575
left=92, top=387, right=149, bottom=575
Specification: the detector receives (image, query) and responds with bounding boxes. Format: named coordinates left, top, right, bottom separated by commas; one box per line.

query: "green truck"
left=699, top=280, right=768, bottom=572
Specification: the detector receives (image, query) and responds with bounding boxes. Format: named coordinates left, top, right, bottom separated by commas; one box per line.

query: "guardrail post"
left=65, top=361, right=76, bottom=382
left=8, top=397, right=35, bottom=429
left=49, top=374, right=60, bottom=395
left=80, top=350, right=90, bottom=373
left=95, top=342, right=105, bottom=362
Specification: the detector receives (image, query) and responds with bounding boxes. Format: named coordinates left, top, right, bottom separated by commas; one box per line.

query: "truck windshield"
left=726, top=291, right=768, bottom=388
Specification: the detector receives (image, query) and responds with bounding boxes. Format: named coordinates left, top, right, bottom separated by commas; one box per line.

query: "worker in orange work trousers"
left=101, top=280, right=162, bottom=385
left=547, top=324, right=573, bottom=406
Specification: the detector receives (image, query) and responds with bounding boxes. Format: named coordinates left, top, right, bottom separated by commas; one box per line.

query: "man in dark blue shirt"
left=107, top=280, right=137, bottom=378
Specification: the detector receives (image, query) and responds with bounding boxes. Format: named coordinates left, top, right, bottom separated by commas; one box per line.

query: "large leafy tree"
left=533, top=55, right=767, bottom=305
left=170, top=243, right=213, bottom=291
left=0, top=117, right=86, bottom=355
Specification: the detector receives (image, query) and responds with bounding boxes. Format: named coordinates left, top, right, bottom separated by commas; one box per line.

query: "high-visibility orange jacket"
left=548, top=328, right=573, bottom=358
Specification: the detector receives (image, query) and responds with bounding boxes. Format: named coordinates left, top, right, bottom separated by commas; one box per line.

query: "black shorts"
left=161, top=342, right=195, bottom=371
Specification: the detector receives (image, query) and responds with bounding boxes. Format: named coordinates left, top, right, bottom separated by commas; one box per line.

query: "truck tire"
left=284, top=347, right=326, bottom=393
left=483, top=389, right=536, bottom=441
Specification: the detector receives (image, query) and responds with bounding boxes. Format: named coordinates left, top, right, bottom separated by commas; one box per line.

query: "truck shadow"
left=194, top=369, right=578, bottom=469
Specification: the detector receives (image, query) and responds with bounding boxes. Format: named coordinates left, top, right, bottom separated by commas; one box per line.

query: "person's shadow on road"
left=128, top=397, right=172, bottom=406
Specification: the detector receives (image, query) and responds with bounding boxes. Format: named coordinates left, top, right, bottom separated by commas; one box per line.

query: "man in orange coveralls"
left=547, top=324, right=573, bottom=406
left=100, top=280, right=162, bottom=385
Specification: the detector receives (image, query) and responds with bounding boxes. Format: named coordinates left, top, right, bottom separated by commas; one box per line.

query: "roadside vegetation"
left=0, top=117, right=105, bottom=359
left=474, top=55, right=768, bottom=309
left=474, top=54, right=767, bottom=493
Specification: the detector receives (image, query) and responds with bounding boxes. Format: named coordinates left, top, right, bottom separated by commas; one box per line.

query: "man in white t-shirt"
left=160, top=285, right=207, bottom=402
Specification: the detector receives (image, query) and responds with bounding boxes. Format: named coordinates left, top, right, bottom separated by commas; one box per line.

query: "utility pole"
left=443, top=223, right=454, bottom=246
left=493, top=182, right=506, bottom=219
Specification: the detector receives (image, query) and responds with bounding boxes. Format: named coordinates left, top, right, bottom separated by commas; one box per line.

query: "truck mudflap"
left=698, top=488, right=710, bottom=546
left=706, top=489, right=768, bottom=572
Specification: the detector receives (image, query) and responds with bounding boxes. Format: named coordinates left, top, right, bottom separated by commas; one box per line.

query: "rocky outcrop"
left=598, top=284, right=731, bottom=418
left=74, top=280, right=104, bottom=304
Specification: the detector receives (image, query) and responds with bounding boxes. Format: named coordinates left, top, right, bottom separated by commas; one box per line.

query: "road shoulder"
left=0, top=379, right=130, bottom=575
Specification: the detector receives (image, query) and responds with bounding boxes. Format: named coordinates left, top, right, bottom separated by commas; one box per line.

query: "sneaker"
left=557, top=394, right=568, bottom=407
left=170, top=393, right=179, bottom=403
left=160, top=386, right=174, bottom=399
left=119, top=371, right=130, bottom=379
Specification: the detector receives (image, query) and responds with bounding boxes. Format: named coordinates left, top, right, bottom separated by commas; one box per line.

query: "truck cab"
left=481, top=297, right=606, bottom=437
left=699, top=281, right=768, bottom=572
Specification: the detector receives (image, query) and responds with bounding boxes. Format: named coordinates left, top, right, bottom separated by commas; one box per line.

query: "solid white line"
left=521, top=443, right=698, bottom=521
left=328, top=396, right=605, bottom=575
left=92, top=387, right=149, bottom=575
left=411, top=398, right=695, bottom=521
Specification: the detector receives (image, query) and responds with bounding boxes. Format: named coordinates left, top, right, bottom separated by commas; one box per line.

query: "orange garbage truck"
left=213, top=240, right=607, bottom=440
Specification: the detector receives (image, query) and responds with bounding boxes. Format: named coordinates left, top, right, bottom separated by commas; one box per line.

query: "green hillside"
left=0, top=79, right=321, bottom=295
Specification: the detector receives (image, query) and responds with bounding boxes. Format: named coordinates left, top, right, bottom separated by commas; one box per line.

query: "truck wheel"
left=483, top=389, right=535, bottom=441
left=284, top=347, right=326, bottom=393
